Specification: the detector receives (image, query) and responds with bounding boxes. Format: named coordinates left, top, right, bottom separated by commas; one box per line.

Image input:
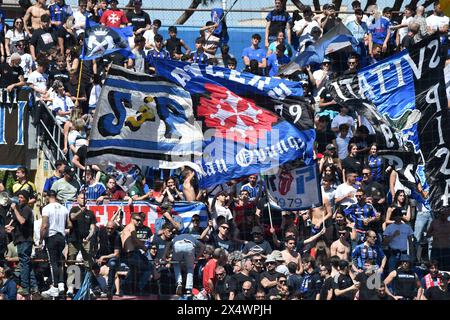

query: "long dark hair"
left=393, top=190, right=408, bottom=207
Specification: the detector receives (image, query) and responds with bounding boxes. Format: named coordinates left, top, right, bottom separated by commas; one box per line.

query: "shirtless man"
left=427, top=209, right=450, bottom=271
left=120, top=212, right=152, bottom=294
left=330, top=226, right=351, bottom=261
left=309, top=196, right=333, bottom=234
left=24, top=0, right=49, bottom=36
left=281, top=235, right=303, bottom=274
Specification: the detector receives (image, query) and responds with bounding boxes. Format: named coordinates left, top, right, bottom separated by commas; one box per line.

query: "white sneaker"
left=58, top=283, right=65, bottom=294
left=42, top=286, right=59, bottom=298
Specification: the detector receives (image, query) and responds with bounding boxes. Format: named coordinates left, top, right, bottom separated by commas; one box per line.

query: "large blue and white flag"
left=278, top=22, right=358, bottom=76
left=86, top=65, right=203, bottom=170
left=152, top=59, right=316, bottom=189
left=81, top=18, right=133, bottom=60
left=328, top=35, right=449, bottom=211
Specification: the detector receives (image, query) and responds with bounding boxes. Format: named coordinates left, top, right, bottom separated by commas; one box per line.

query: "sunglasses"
left=348, top=61, right=357, bottom=65
left=220, top=226, right=229, bottom=230
left=150, top=247, right=157, bottom=250
left=192, top=219, right=200, bottom=222
left=16, top=21, right=23, bottom=24
left=242, top=288, right=251, bottom=291
left=216, top=272, right=225, bottom=276
left=133, top=218, right=143, bottom=222
left=279, top=280, right=287, bottom=284
left=253, top=259, right=262, bottom=262
left=362, top=173, right=370, bottom=176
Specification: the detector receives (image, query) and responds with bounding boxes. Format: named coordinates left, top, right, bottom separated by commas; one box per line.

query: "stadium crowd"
left=0, top=0, right=449, bottom=301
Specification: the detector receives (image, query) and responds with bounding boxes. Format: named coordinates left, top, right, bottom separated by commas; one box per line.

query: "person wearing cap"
left=332, top=259, right=358, bottom=300
left=384, top=254, right=422, bottom=300
left=260, top=253, right=282, bottom=294
left=39, top=190, right=71, bottom=298
left=242, top=34, right=267, bottom=72
left=100, top=0, right=128, bottom=28
left=0, top=51, right=25, bottom=95
left=7, top=190, right=40, bottom=297
left=265, top=0, right=292, bottom=48
left=318, top=143, right=339, bottom=173
left=126, top=0, right=151, bottom=36
left=320, top=3, right=342, bottom=34
left=51, top=166, right=80, bottom=203
left=423, top=273, right=450, bottom=300
left=383, top=207, right=414, bottom=273
left=242, top=226, right=273, bottom=258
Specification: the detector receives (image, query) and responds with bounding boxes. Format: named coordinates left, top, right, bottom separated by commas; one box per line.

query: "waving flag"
left=152, top=59, right=316, bottom=188
left=328, top=35, right=449, bottom=211
left=86, top=65, right=203, bottom=170
left=81, top=18, right=133, bottom=60
left=278, top=23, right=358, bottom=76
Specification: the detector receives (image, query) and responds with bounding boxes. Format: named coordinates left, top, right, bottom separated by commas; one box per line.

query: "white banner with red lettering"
left=65, top=201, right=208, bottom=233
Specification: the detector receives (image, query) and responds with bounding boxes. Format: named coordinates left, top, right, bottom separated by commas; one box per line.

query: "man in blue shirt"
left=346, top=8, right=368, bottom=59
left=242, top=33, right=267, bottom=72
left=368, top=7, right=392, bottom=59
left=344, top=188, right=379, bottom=245
left=265, top=0, right=292, bottom=48
left=49, top=0, right=73, bottom=30
left=147, top=34, right=170, bottom=74
left=267, top=43, right=290, bottom=77
left=351, top=230, right=387, bottom=274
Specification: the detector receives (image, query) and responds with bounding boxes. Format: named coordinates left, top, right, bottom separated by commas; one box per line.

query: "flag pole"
left=262, top=175, right=273, bottom=229
left=75, top=60, right=84, bottom=109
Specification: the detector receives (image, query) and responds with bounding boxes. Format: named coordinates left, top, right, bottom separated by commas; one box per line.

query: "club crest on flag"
left=198, top=83, right=278, bottom=143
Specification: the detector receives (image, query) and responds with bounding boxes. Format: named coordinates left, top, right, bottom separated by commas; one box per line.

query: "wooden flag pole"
left=75, top=59, right=84, bottom=110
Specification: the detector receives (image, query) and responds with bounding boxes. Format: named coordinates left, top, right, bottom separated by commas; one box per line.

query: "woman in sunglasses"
left=5, top=18, right=30, bottom=57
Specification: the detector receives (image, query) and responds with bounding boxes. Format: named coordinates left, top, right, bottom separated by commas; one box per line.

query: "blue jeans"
left=173, top=240, right=195, bottom=290
left=17, top=241, right=38, bottom=292
left=123, top=251, right=152, bottom=293
left=414, top=210, right=433, bottom=260
left=107, top=257, right=119, bottom=291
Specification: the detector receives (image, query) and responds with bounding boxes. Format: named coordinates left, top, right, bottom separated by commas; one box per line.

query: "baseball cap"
left=400, top=254, right=412, bottom=262
left=251, top=226, right=263, bottom=235
left=64, top=166, right=76, bottom=176
left=47, top=190, right=57, bottom=198
left=271, top=250, right=285, bottom=262
left=323, top=57, right=331, bottom=63
left=326, top=144, right=336, bottom=150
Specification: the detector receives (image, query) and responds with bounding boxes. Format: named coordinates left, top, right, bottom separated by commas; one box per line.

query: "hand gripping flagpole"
left=205, top=0, right=240, bottom=45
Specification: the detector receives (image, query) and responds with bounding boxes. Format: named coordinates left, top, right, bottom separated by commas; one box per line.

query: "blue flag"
left=81, top=18, right=134, bottom=60
left=152, top=58, right=316, bottom=188
left=278, top=22, right=358, bottom=76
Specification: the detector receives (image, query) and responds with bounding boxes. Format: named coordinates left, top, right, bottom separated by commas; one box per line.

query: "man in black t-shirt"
left=56, top=16, right=77, bottom=54
left=48, top=54, right=69, bottom=87
left=268, top=274, right=288, bottom=300
left=213, top=265, right=232, bottom=300
left=152, top=223, right=174, bottom=260
left=321, top=4, right=342, bottom=34
left=0, top=53, right=25, bottom=93
left=260, top=254, right=282, bottom=294
left=229, top=259, right=256, bottom=299
left=333, top=260, right=358, bottom=300
left=318, top=264, right=333, bottom=300
left=67, top=192, right=96, bottom=296
left=96, top=221, right=121, bottom=298
left=126, top=0, right=151, bottom=36
left=265, top=0, right=292, bottom=48
left=29, top=14, right=58, bottom=60
left=242, top=226, right=273, bottom=257
left=354, top=259, right=379, bottom=300
left=6, top=191, right=39, bottom=297
left=209, top=222, right=238, bottom=253
left=315, top=116, right=336, bottom=155
left=235, top=280, right=256, bottom=300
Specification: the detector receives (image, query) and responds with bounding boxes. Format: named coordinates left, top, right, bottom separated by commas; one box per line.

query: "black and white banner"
left=327, top=35, right=450, bottom=211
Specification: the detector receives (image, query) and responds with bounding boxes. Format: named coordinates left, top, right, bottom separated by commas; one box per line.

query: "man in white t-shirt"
left=39, top=190, right=71, bottom=298
left=426, top=2, right=449, bottom=35
left=383, top=208, right=414, bottom=272
left=143, top=19, right=161, bottom=52
left=331, top=105, right=355, bottom=138
left=27, top=56, right=49, bottom=102
left=334, top=171, right=358, bottom=209
left=293, top=6, right=321, bottom=39
left=391, top=5, right=415, bottom=45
